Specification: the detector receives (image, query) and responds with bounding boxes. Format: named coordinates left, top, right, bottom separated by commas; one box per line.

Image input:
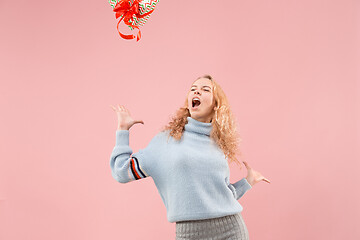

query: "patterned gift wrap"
left=109, top=0, right=160, bottom=30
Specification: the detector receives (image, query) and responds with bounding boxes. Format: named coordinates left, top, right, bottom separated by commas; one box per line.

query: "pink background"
left=0, top=0, right=359, bottom=239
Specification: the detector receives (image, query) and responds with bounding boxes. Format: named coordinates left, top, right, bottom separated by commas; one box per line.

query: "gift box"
left=109, top=0, right=160, bottom=41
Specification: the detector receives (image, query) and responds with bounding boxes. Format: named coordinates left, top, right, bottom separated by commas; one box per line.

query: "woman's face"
left=187, top=78, right=215, bottom=123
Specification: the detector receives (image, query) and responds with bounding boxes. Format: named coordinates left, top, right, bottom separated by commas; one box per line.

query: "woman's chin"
left=190, top=113, right=202, bottom=119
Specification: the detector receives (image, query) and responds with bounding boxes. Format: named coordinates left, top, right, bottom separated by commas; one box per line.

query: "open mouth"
left=192, top=99, right=201, bottom=108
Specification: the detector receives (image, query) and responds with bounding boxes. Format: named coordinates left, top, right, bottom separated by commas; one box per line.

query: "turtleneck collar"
left=184, top=116, right=212, bottom=136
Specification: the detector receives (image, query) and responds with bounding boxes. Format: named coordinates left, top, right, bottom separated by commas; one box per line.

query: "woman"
left=110, top=74, right=270, bottom=240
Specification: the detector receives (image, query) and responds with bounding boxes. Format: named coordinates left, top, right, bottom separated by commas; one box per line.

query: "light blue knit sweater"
left=110, top=116, right=252, bottom=223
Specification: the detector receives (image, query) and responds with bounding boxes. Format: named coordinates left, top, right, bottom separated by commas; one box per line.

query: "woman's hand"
left=110, top=104, right=144, bottom=130
left=242, top=161, right=271, bottom=187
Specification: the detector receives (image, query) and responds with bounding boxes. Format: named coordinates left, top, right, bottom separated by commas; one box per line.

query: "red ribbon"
left=113, top=0, right=155, bottom=41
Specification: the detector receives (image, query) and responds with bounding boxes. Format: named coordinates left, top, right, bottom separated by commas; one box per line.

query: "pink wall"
left=0, top=0, right=359, bottom=239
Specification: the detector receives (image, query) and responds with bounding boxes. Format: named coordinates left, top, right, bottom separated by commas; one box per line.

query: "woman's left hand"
left=243, top=161, right=271, bottom=187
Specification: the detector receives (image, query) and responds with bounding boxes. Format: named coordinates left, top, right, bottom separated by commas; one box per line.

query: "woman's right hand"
left=110, top=104, right=144, bottom=130
left=242, top=161, right=271, bottom=187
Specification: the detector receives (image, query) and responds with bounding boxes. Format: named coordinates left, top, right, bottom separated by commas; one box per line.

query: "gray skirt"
left=175, top=212, right=249, bottom=240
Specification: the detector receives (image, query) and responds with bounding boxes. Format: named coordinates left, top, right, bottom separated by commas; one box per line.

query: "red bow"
left=113, top=0, right=155, bottom=41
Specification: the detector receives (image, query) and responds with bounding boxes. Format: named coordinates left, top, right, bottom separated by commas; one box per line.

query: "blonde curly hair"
left=160, top=74, right=243, bottom=169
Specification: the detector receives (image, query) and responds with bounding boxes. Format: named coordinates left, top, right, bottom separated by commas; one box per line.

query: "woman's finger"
left=134, top=120, right=144, bottom=124
left=242, top=161, right=251, bottom=169
left=111, top=105, right=119, bottom=112
left=262, top=177, right=271, bottom=183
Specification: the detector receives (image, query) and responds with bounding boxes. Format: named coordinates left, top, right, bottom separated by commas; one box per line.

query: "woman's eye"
left=190, top=89, right=210, bottom=92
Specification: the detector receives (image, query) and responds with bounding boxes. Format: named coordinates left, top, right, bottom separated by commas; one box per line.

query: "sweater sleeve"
left=229, top=178, right=252, bottom=200
left=110, top=130, right=161, bottom=183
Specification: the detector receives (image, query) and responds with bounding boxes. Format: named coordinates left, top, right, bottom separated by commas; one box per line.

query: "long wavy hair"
left=160, top=74, right=243, bottom=169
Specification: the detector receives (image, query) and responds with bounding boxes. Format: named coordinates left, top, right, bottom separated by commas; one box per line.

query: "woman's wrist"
left=246, top=177, right=253, bottom=186
left=117, top=126, right=130, bottom=130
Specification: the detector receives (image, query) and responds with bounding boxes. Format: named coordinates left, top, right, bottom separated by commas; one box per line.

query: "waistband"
left=175, top=212, right=244, bottom=236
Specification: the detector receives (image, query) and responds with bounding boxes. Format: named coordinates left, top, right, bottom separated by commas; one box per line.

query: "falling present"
left=109, top=0, right=160, bottom=41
